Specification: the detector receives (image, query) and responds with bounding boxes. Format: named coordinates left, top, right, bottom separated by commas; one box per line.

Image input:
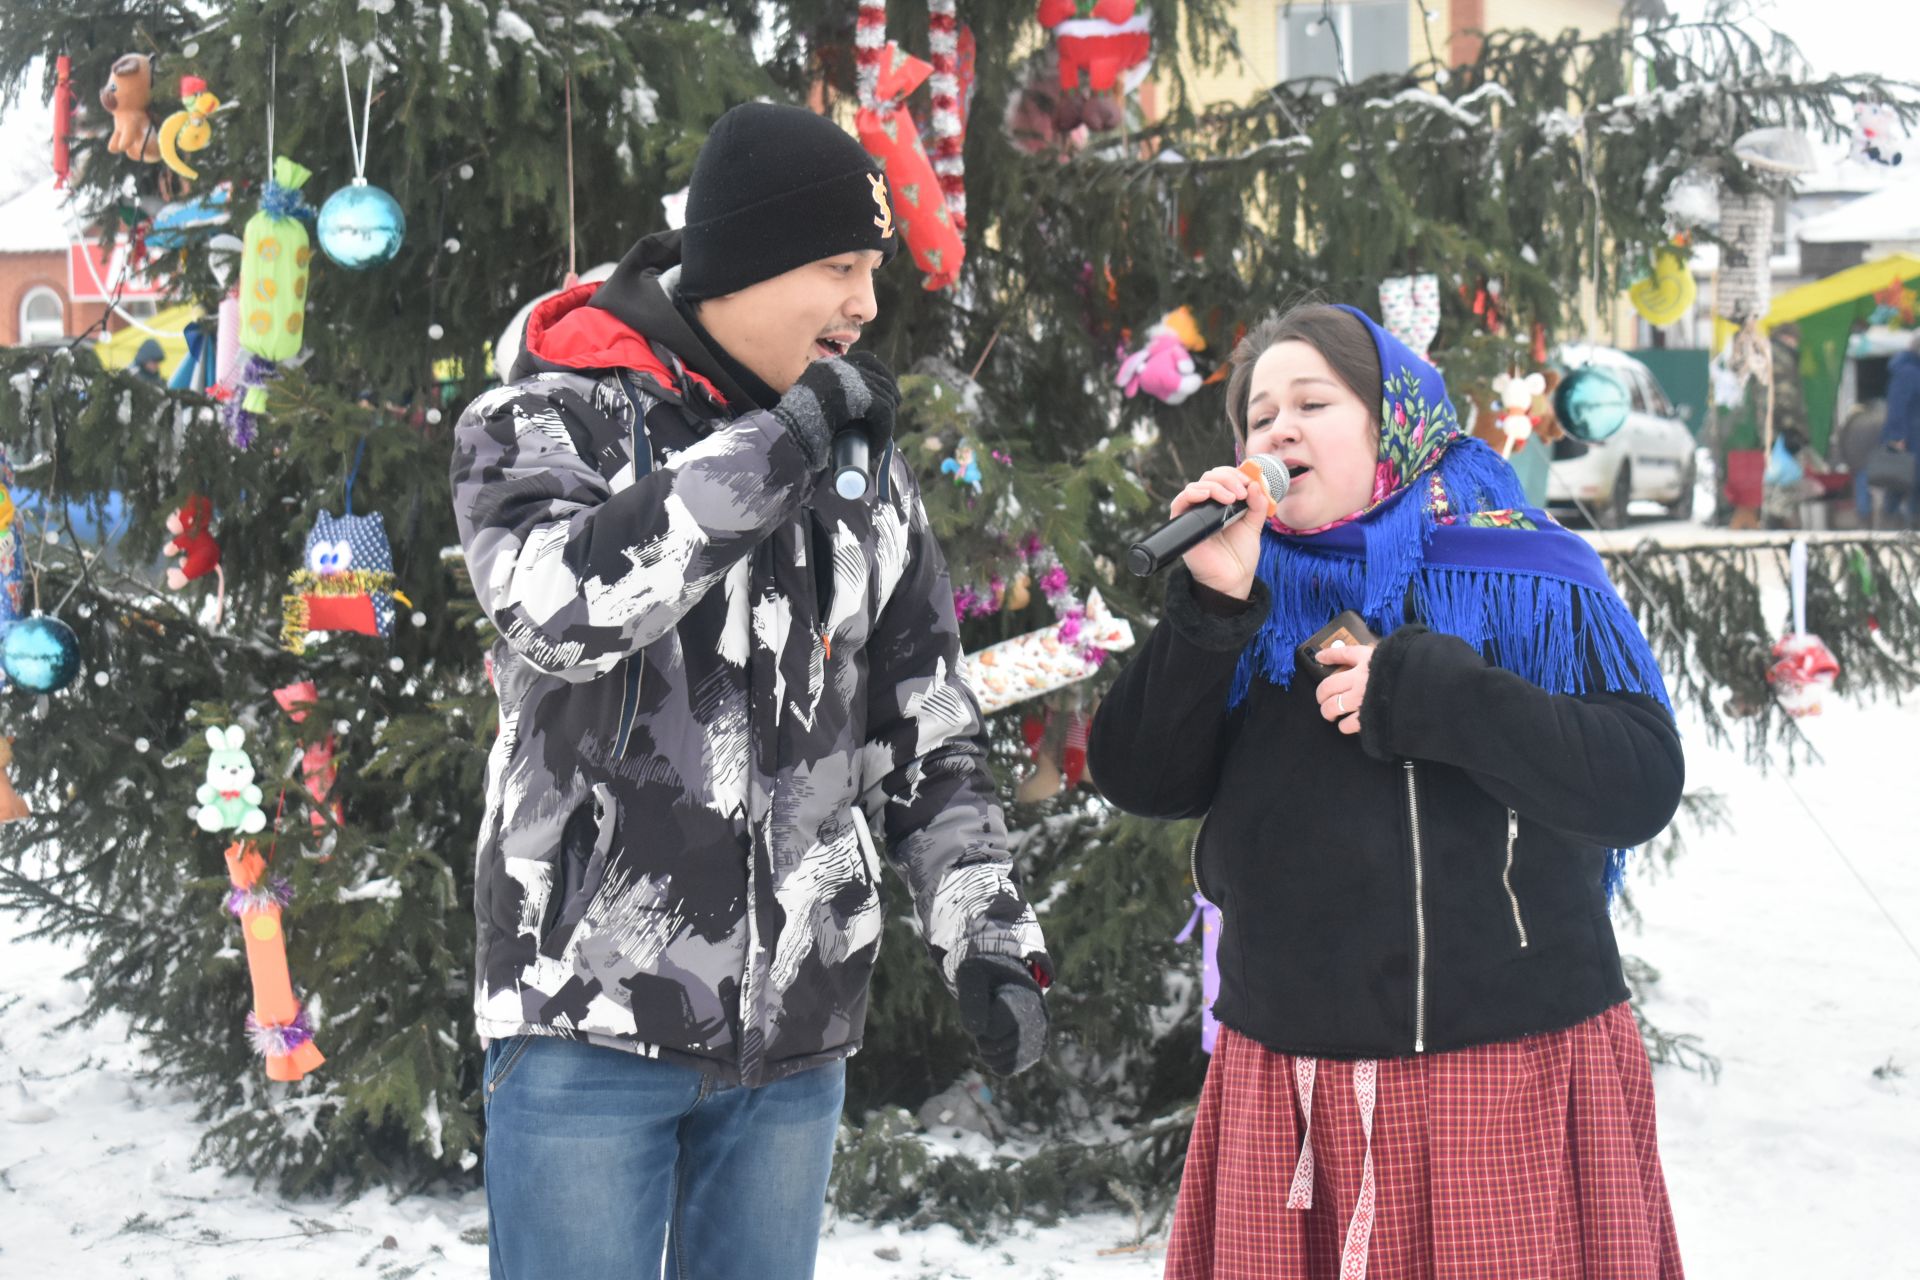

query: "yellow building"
left=1165, top=0, right=1636, bottom=345
left=1179, top=0, right=1628, bottom=110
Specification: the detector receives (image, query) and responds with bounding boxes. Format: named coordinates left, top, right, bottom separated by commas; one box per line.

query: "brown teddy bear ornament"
left=100, top=53, right=163, bottom=163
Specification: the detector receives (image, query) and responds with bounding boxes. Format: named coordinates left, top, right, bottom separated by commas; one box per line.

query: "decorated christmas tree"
left=1, top=0, right=1916, bottom=1235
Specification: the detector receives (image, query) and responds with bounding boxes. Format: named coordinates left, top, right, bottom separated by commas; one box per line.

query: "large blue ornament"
left=316, top=179, right=406, bottom=270
left=2, top=615, right=81, bottom=694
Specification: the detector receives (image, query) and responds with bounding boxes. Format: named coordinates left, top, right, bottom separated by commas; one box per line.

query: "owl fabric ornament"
left=196, top=725, right=267, bottom=835
left=164, top=496, right=225, bottom=623
left=282, top=510, right=404, bottom=654
left=225, top=156, right=316, bottom=447
left=99, top=53, right=162, bottom=163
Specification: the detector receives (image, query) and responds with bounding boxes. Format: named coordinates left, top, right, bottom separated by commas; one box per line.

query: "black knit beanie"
left=678, top=102, right=899, bottom=300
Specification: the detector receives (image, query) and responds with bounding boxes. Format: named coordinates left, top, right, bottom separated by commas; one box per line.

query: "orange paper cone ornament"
left=0, top=739, right=29, bottom=823
left=224, top=841, right=324, bottom=1081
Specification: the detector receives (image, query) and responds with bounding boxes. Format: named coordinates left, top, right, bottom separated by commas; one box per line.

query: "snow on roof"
left=1797, top=181, right=1920, bottom=245
left=1793, top=154, right=1912, bottom=198
left=0, top=181, right=79, bottom=254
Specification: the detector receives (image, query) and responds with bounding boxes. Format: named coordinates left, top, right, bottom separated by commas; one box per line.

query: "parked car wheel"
left=1664, top=454, right=1697, bottom=521
left=1597, top=463, right=1632, bottom=529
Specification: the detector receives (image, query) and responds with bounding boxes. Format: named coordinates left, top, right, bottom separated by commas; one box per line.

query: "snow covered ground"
left=4, top=694, right=1918, bottom=1279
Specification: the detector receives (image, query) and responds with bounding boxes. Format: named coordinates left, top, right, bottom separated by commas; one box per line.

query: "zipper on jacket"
left=614, top=659, right=644, bottom=758
left=807, top=512, right=836, bottom=663
left=613, top=373, right=656, bottom=760
left=1403, top=762, right=1428, bottom=1054
left=1502, top=807, right=1530, bottom=950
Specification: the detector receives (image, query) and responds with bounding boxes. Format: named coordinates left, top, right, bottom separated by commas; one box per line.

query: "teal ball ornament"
left=1553, top=366, right=1632, bottom=443
left=317, top=179, right=406, bottom=270
left=2, top=615, right=81, bottom=694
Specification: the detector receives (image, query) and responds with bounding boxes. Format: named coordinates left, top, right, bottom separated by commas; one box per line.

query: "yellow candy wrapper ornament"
left=224, top=157, right=315, bottom=447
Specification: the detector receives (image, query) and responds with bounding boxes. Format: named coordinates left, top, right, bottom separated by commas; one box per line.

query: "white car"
left=1545, top=347, right=1699, bottom=528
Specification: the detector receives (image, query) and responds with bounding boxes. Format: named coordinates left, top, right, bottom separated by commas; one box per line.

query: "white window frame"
left=18, top=285, right=64, bottom=344
left=1276, top=1, right=1408, bottom=83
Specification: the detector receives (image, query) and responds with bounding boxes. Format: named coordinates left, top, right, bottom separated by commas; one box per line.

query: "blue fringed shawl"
left=1228, top=311, right=1672, bottom=903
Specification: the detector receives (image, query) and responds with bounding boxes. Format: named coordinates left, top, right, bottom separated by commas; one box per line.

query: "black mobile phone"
left=1295, top=610, right=1379, bottom=684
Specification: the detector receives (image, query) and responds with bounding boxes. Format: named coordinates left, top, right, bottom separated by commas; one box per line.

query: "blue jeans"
left=483, top=1036, right=845, bottom=1280
left=1858, top=466, right=1917, bottom=523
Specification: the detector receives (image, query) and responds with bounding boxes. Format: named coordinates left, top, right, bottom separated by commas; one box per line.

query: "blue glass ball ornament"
left=316, top=179, right=406, bottom=270
left=1553, top=366, right=1631, bottom=444
left=1, top=615, right=82, bottom=694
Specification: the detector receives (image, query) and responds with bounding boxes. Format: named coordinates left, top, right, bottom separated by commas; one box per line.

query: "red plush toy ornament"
left=164, top=495, right=225, bottom=623
left=856, top=0, right=966, bottom=290
left=1037, top=0, right=1152, bottom=93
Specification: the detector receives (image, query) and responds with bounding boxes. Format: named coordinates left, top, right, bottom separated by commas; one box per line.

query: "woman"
left=1088, top=304, right=1686, bottom=1279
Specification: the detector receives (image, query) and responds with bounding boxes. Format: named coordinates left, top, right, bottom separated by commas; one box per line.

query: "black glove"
left=771, top=351, right=899, bottom=473
left=956, top=954, right=1048, bottom=1076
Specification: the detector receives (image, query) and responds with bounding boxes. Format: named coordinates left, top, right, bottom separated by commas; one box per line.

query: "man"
left=450, top=102, right=1052, bottom=1280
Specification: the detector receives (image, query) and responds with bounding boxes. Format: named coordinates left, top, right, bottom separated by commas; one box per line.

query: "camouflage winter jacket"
left=450, top=234, right=1050, bottom=1087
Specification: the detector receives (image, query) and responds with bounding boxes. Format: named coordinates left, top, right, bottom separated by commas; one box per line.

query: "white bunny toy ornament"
left=195, top=724, right=269, bottom=835
left=1490, top=371, right=1548, bottom=458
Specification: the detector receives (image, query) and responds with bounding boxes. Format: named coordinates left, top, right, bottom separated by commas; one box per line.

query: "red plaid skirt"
left=1165, top=1004, right=1684, bottom=1280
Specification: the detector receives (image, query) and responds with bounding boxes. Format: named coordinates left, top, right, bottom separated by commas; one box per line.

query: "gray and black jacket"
left=450, top=232, right=1050, bottom=1087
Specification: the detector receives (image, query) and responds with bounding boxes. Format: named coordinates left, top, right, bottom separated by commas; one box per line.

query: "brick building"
left=0, top=181, right=116, bottom=347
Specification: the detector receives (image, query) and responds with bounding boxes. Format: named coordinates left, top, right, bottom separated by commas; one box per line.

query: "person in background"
left=1875, top=331, right=1920, bottom=529
left=131, top=338, right=166, bottom=384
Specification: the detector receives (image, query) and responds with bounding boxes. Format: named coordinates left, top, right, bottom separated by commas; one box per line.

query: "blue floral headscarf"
left=1230, top=304, right=1671, bottom=900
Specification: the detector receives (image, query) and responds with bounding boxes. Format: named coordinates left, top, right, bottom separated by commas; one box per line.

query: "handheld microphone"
left=832, top=425, right=873, bottom=501
left=1126, top=455, right=1291, bottom=577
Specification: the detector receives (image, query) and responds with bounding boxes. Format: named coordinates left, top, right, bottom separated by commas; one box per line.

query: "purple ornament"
left=245, top=1007, right=316, bottom=1058
left=1174, top=891, right=1224, bottom=1054
left=225, top=876, right=294, bottom=918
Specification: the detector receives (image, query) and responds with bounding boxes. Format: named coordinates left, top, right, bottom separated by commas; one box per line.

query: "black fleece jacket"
left=1087, top=567, right=1684, bottom=1060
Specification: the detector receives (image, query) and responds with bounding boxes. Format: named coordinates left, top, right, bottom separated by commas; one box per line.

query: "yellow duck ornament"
left=158, top=76, right=220, bottom=182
